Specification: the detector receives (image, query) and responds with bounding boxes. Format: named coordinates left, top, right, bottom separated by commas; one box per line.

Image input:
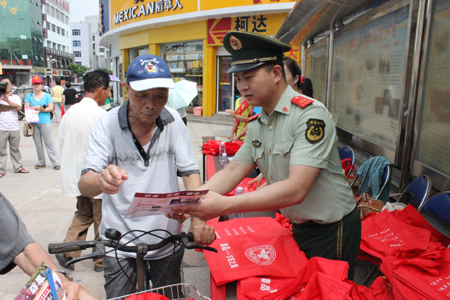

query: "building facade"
left=99, top=0, right=297, bottom=115
left=0, top=0, right=45, bottom=85
left=71, top=21, right=93, bottom=69
left=85, top=15, right=110, bottom=70
left=43, top=0, right=73, bottom=86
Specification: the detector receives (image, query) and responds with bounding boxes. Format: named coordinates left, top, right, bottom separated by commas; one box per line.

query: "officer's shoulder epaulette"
left=247, top=113, right=260, bottom=122
left=291, top=95, right=314, bottom=108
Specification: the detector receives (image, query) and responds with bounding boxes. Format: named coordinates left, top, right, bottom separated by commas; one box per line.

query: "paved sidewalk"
left=0, top=118, right=230, bottom=300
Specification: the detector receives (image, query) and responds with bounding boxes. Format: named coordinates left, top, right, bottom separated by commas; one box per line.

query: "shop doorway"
left=216, top=56, right=236, bottom=113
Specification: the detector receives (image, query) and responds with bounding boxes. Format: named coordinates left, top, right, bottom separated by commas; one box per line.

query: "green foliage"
left=96, top=68, right=113, bottom=75
left=67, top=63, right=90, bottom=77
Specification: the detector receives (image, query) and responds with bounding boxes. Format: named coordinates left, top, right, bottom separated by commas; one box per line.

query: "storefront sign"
left=200, top=0, right=295, bottom=11
left=111, top=0, right=196, bottom=30
left=208, top=14, right=289, bottom=46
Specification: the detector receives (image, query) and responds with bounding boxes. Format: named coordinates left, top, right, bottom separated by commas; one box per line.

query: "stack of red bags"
left=206, top=216, right=393, bottom=300
left=201, top=140, right=243, bottom=155
left=358, top=204, right=450, bottom=299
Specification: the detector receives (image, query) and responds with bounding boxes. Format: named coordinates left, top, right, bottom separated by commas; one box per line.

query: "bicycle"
left=48, top=228, right=218, bottom=299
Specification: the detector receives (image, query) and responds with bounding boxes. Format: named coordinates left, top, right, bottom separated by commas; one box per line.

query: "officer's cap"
left=223, top=31, right=291, bottom=73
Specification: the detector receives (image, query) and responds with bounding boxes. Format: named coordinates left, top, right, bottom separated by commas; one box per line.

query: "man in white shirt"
left=56, top=70, right=110, bottom=272
left=0, top=78, right=29, bottom=178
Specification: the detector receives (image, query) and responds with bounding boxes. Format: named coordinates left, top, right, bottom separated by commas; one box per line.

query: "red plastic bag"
left=201, top=140, right=243, bottom=155
left=125, top=292, right=170, bottom=300
left=239, top=257, right=349, bottom=300
left=359, top=210, right=434, bottom=262
left=210, top=273, right=226, bottom=300
left=392, top=204, right=450, bottom=246
left=367, top=277, right=395, bottom=300
left=298, top=272, right=352, bottom=300
left=381, top=248, right=450, bottom=300
left=204, top=217, right=308, bottom=285
left=341, top=158, right=356, bottom=179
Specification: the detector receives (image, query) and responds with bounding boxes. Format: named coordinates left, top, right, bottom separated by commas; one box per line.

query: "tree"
left=96, top=68, right=113, bottom=75
left=67, top=63, right=89, bottom=77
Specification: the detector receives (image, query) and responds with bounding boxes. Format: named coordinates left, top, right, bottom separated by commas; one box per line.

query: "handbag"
left=23, top=122, right=34, bottom=137
left=356, top=193, right=386, bottom=219
left=23, top=94, right=35, bottom=137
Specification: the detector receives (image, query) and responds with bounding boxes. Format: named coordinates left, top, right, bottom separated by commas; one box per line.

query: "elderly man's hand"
left=189, top=218, right=216, bottom=246
left=165, top=213, right=191, bottom=224
left=63, top=281, right=96, bottom=300
left=171, top=191, right=228, bottom=221
left=99, top=165, right=129, bottom=194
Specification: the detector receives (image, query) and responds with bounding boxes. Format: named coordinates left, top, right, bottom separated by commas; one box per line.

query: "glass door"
left=217, top=56, right=235, bottom=113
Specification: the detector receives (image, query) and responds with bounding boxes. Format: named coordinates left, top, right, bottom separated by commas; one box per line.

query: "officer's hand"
left=99, top=165, right=129, bottom=194
left=189, top=218, right=216, bottom=245
left=171, top=191, right=227, bottom=221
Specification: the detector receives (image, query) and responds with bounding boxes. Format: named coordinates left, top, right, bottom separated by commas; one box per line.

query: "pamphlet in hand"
left=125, top=190, right=209, bottom=218
left=25, top=107, right=39, bottom=122
left=15, top=262, right=66, bottom=300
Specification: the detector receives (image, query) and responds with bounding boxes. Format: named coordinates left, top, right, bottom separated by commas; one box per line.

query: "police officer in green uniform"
left=172, top=31, right=361, bottom=279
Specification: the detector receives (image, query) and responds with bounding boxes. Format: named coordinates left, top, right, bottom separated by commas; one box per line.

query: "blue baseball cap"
left=126, top=54, right=175, bottom=91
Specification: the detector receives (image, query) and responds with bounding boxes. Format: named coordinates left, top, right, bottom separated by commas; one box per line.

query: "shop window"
left=129, top=47, right=149, bottom=62
left=160, top=41, right=203, bottom=109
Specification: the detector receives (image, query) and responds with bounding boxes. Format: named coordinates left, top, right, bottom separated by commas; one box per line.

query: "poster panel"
left=415, top=0, right=450, bottom=177
left=305, top=39, right=328, bottom=104
left=330, top=6, right=410, bottom=151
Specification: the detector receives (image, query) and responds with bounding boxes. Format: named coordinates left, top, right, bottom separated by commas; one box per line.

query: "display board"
left=330, top=5, right=410, bottom=152
left=305, top=39, right=328, bottom=104
left=415, top=0, right=450, bottom=178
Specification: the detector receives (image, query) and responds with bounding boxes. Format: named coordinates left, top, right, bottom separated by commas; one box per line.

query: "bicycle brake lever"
left=180, top=233, right=218, bottom=253
left=65, top=244, right=106, bottom=267
left=194, top=245, right=218, bottom=253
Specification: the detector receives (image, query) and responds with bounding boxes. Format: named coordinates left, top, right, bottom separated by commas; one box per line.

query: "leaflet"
left=125, top=190, right=208, bottom=218
left=15, top=262, right=66, bottom=300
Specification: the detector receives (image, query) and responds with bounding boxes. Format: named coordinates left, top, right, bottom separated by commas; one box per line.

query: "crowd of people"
left=0, top=30, right=360, bottom=299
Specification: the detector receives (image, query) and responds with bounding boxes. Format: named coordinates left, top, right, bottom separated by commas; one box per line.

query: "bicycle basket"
left=110, top=283, right=211, bottom=300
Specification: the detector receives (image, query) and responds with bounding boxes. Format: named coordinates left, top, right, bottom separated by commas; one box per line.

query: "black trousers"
left=103, top=248, right=184, bottom=298
left=292, top=207, right=361, bottom=280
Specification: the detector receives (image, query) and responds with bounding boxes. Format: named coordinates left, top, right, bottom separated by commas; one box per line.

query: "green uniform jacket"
left=233, top=86, right=356, bottom=224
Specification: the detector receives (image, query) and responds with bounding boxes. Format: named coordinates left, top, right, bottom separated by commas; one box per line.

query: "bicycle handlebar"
left=48, top=231, right=217, bottom=265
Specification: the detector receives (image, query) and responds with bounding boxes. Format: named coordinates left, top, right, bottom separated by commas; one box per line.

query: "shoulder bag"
left=356, top=192, right=386, bottom=219
left=23, top=94, right=34, bottom=137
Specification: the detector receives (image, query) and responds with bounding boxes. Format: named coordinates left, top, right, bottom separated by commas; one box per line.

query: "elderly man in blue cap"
left=78, top=55, right=215, bottom=298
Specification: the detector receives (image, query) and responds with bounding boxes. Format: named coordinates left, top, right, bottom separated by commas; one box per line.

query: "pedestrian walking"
left=56, top=70, right=110, bottom=272
left=62, top=81, right=79, bottom=111
left=51, top=77, right=64, bottom=123
left=0, top=78, right=29, bottom=178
